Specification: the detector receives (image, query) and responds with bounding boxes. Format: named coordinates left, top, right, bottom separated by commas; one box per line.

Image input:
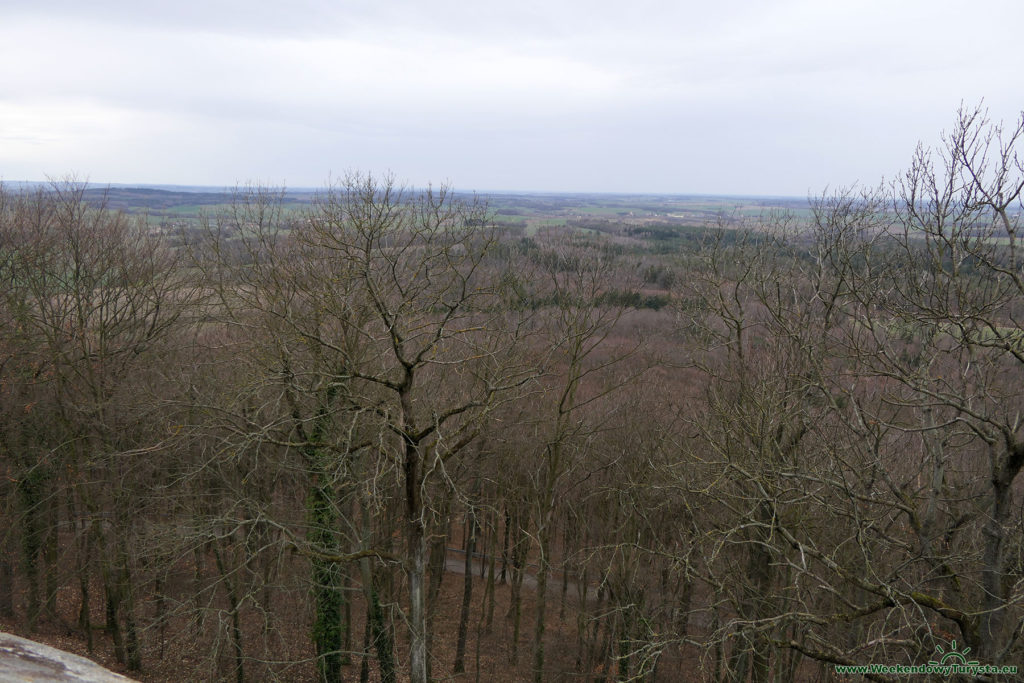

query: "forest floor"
left=0, top=546, right=634, bottom=682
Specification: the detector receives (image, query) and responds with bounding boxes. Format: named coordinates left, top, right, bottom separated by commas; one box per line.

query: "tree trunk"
left=43, top=513, right=58, bottom=620
left=121, top=564, right=141, bottom=672
left=408, top=522, right=427, bottom=683
left=617, top=606, right=632, bottom=682
left=500, top=507, right=511, bottom=585
left=308, top=477, right=344, bottom=683
left=360, top=612, right=371, bottom=683
left=359, top=493, right=396, bottom=683
left=484, top=528, right=496, bottom=633
left=743, top=500, right=774, bottom=683
left=532, top=517, right=552, bottom=683
left=74, top=502, right=94, bottom=652
left=454, top=505, right=477, bottom=673
left=583, top=585, right=605, bottom=680
left=103, top=562, right=125, bottom=666
left=214, top=541, right=244, bottom=683
left=403, top=429, right=428, bottom=683
left=0, top=555, right=12, bottom=619
left=574, top=567, right=589, bottom=672
left=18, top=473, right=44, bottom=631
left=979, top=444, right=1022, bottom=660
left=343, top=569, right=352, bottom=666
left=112, top=519, right=141, bottom=674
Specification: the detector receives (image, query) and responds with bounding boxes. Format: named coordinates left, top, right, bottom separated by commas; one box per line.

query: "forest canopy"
left=2, top=106, right=1024, bottom=681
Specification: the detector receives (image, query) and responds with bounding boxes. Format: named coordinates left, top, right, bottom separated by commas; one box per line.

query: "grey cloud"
left=0, top=0, right=1022, bottom=194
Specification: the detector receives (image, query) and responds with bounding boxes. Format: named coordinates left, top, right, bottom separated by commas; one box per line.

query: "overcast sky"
left=1, top=0, right=1021, bottom=195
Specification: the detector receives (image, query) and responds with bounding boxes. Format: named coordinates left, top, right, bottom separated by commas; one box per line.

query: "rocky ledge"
left=0, top=632, right=136, bottom=682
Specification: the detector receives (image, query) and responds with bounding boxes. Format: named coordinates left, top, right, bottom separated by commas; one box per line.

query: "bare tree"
left=197, top=175, right=536, bottom=682
left=509, top=231, right=642, bottom=682
left=0, top=180, right=198, bottom=670
left=864, top=105, right=1024, bottom=661
left=305, top=175, right=537, bottom=683
left=663, top=106, right=1024, bottom=677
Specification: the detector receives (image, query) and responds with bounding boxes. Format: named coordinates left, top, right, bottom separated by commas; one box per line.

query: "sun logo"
left=928, top=639, right=980, bottom=667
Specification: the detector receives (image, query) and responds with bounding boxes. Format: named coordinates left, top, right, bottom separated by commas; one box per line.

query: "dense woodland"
left=2, top=108, right=1024, bottom=682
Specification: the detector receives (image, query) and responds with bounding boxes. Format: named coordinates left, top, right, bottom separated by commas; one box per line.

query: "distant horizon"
left=4, top=1, right=1021, bottom=200
left=1, top=178, right=811, bottom=202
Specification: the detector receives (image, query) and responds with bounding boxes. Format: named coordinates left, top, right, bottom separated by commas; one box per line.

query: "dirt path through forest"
left=443, top=547, right=592, bottom=601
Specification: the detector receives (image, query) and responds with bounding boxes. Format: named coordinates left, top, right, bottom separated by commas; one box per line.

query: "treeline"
left=2, top=107, right=1024, bottom=683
